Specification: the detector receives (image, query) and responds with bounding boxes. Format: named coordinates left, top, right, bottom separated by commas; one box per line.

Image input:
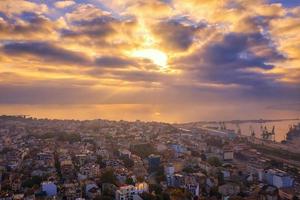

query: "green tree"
left=149, top=184, right=162, bottom=195
left=97, top=156, right=106, bottom=168
left=208, top=157, right=222, bottom=167
left=121, top=157, right=134, bottom=168
left=130, top=144, right=156, bottom=159
left=155, top=166, right=165, bottom=183
left=100, top=169, right=117, bottom=185
left=22, top=176, right=43, bottom=188
left=140, top=192, right=156, bottom=200
left=160, top=193, right=171, bottom=200
left=169, top=189, right=186, bottom=200
left=126, top=177, right=134, bottom=185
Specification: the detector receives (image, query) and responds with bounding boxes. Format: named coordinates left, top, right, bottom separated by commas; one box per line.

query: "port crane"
left=236, top=123, right=241, bottom=135
left=249, top=125, right=255, bottom=138
left=260, top=125, right=275, bottom=141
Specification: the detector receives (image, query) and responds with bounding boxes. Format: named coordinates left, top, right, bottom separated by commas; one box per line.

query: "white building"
left=79, top=163, right=100, bottom=179
left=116, top=185, right=136, bottom=200
left=115, top=182, right=149, bottom=200
left=223, top=149, right=234, bottom=161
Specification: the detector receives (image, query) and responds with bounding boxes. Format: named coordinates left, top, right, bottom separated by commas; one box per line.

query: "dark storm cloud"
left=172, top=31, right=300, bottom=102
left=1, top=41, right=139, bottom=68
left=61, top=16, right=116, bottom=38
left=152, top=19, right=203, bottom=51
left=2, top=42, right=90, bottom=65
left=0, top=12, right=55, bottom=39
left=95, top=56, right=136, bottom=68
left=62, top=15, right=136, bottom=40
left=180, top=32, right=284, bottom=87
left=204, top=33, right=283, bottom=68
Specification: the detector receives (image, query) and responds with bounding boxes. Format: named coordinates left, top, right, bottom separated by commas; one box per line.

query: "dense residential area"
left=0, top=116, right=299, bottom=200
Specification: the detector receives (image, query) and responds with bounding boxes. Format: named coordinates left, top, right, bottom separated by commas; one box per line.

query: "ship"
left=285, top=123, right=300, bottom=144
left=260, top=125, right=275, bottom=141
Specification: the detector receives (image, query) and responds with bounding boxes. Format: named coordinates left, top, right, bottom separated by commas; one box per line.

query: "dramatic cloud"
left=0, top=0, right=299, bottom=121
left=152, top=19, right=203, bottom=51
left=2, top=42, right=90, bottom=65
left=0, top=13, right=58, bottom=40
left=95, top=56, right=136, bottom=68
left=0, top=1, right=48, bottom=16
left=54, top=1, right=75, bottom=9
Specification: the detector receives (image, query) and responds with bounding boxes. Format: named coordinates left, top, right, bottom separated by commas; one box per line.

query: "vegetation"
left=54, top=152, right=62, bottom=179
left=208, top=156, right=222, bottom=167
left=125, top=177, right=135, bottom=185
left=155, top=166, right=165, bottom=183
left=140, top=192, right=156, bottom=200
left=95, top=195, right=114, bottom=200
left=182, top=166, right=199, bottom=173
left=22, top=176, right=43, bottom=188
left=100, top=169, right=117, bottom=185
left=169, top=188, right=190, bottom=200
left=149, top=184, right=163, bottom=194
left=130, top=143, right=157, bottom=159
left=140, top=192, right=170, bottom=200
left=120, top=156, right=134, bottom=168
left=96, top=155, right=106, bottom=168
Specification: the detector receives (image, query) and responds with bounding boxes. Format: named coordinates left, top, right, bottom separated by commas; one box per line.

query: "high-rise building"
left=148, top=154, right=160, bottom=172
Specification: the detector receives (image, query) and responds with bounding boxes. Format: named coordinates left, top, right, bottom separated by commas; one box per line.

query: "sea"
left=222, top=119, right=300, bottom=142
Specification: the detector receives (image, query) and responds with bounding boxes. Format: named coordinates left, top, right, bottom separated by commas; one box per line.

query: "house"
left=79, top=163, right=100, bottom=179
left=85, top=183, right=101, bottom=199
left=135, top=182, right=149, bottom=194
left=115, top=183, right=149, bottom=200
left=63, top=182, right=81, bottom=200
left=218, top=183, right=240, bottom=198
left=42, top=181, right=57, bottom=197
left=172, top=174, right=185, bottom=188
left=223, top=148, right=234, bottom=161
left=258, top=185, right=279, bottom=200
left=119, top=149, right=132, bottom=159
left=115, top=185, right=136, bottom=200
left=263, top=169, right=294, bottom=188
left=185, top=175, right=200, bottom=198
left=11, top=178, right=21, bottom=192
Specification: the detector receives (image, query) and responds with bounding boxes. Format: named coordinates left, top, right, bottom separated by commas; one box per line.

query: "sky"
left=0, top=0, right=300, bottom=122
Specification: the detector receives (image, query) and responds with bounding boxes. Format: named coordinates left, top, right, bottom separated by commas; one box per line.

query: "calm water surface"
left=224, top=120, right=300, bottom=142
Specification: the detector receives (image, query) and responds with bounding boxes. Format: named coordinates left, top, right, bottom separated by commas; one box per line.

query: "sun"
left=131, top=48, right=168, bottom=68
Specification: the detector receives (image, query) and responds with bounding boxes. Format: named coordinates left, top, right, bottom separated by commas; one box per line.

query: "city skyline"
left=0, top=0, right=300, bottom=122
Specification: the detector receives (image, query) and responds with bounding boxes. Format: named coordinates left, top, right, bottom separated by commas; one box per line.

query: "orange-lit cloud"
left=0, top=0, right=299, bottom=121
